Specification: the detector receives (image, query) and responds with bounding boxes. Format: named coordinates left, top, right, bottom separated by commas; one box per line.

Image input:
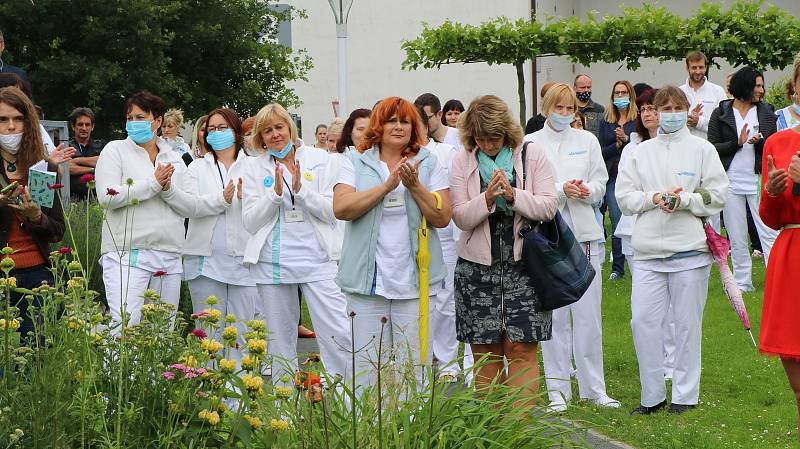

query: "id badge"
left=285, top=209, right=305, bottom=223
left=384, top=192, right=405, bottom=208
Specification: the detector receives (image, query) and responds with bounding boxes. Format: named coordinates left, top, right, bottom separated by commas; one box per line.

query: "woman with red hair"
left=333, top=97, right=452, bottom=394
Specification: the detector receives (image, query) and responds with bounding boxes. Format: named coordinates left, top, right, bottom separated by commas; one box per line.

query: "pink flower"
left=191, top=328, right=207, bottom=339
left=191, top=311, right=210, bottom=320
left=58, top=247, right=72, bottom=255
left=47, top=183, right=64, bottom=190
left=153, top=270, right=167, bottom=277
left=170, top=363, right=187, bottom=372
left=163, top=371, right=175, bottom=380
left=106, top=187, right=119, bottom=197
left=79, top=173, right=95, bottom=184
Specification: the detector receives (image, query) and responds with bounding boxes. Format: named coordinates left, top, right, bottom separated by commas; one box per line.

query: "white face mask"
left=0, top=133, right=22, bottom=154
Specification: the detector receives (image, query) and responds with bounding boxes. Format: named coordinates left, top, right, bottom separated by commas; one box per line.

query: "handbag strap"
left=520, top=141, right=530, bottom=187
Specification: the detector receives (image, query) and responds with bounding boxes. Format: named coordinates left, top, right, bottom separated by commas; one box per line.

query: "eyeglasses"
left=207, top=125, right=229, bottom=132
left=639, top=106, right=657, bottom=113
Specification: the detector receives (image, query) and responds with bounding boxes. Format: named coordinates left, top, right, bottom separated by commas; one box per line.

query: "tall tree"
left=0, top=0, right=311, bottom=137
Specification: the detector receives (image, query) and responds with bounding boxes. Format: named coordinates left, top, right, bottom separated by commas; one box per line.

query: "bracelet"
left=765, top=188, right=781, bottom=198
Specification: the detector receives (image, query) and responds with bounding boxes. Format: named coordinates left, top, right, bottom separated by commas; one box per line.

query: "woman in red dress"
left=759, top=104, right=800, bottom=441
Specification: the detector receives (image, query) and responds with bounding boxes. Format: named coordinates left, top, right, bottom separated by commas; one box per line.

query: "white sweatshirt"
left=182, top=151, right=252, bottom=257
left=95, top=137, right=199, bottom=255
left=615, top=126, right=728, bottom=260
left=241, top=142, right=341, bottom=265
left=679, top=77, right=728, bottom=139
left=524, top=124, right=608, bottom=243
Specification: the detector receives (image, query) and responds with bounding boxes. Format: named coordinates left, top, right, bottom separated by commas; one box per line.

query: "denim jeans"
left=605, top=179, right=625, bottom=276
left=10, top=265, right=55, bottom=341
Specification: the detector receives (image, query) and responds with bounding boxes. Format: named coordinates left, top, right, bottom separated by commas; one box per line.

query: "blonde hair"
left=163, top=108, right=185, bottom=128
left=458, top=95, right=523, bottom=152
left=327, top=117, right=346, bottom=136
left=190, top=115, right=207, bottom=157
left=793, top=52, right=800, bottom=87
left=540, top=83, right=578, bottom=117
left=604, top=80, right=638, bottom=123
left=252, top=103, right=298, bottom=152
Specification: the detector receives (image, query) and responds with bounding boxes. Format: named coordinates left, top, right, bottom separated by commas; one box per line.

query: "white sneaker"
left=546, top=400, right=568, bottom=413
left=592, top=395, right=621, bottom=408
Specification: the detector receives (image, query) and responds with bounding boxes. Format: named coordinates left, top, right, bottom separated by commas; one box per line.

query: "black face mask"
left=576, top=91, right=592, bottom=102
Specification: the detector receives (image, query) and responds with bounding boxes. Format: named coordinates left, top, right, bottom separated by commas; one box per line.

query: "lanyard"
left=214, top=161, right=225, bottom=188
left=272, top=156, right=294, bottom=208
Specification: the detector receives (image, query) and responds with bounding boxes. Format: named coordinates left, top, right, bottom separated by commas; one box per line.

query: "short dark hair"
left=315, top=123, right=327, bottom=133
left=634, top=88, right=659, bottom=140
left=69, top=107, right=95, bottom=126
left=0, top=73, right=31, bottom=99
left=414, top=93, right=441, bottom=114
left=633, top=83, right=653, bottom=99
left=336, top=108, right=371, bottom=153
left=728, top=66, right=764, bottom=102
left=124, top=90, right=165, bottom=120
left=441, top=99, right=464, bottom=126
left=685, top=51, right=707, bottom=67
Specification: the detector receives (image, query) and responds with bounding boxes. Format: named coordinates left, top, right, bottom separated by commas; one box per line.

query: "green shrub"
left=765, top=77, right=791, bottom=110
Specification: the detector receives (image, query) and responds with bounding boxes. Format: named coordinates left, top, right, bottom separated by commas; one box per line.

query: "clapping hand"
left=154, top=163, right=175, bottom=190
left=223, top=179, right=235, bottom=204
left=687, top=104, right=703, bottom=128
left=49, top=143, right=77, bottom=165
left=285, top=160, right=302, bottom=193
left=563, top=179, right=590, bottom=199
left=789, top=152, right=800, bottom=183
left=398, top=160, right=422, bottom=191
left=274, top=163, right=284, bottom=196
left=765, top=155, right=788, bottom=196
left=385, top=157, right=408, bottom=192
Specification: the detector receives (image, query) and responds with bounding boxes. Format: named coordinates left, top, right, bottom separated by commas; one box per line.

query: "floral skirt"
left=453, top=215, right=552, bottom=344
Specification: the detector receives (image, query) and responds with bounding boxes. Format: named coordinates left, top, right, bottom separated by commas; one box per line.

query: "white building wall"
left=287, top=0, right=799, bottom=140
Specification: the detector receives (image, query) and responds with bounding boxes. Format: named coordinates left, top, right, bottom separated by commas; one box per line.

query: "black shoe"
left=668, top=403, right=696, bottom=414
left=631, top=400, right=666, bottom=415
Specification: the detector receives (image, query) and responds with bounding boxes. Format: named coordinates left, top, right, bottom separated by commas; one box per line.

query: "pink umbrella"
left=704, top=222, right=756, bottom=346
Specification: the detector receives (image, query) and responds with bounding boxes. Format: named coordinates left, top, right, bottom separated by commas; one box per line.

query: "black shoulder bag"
left=518, top=142, right=596, bottom=311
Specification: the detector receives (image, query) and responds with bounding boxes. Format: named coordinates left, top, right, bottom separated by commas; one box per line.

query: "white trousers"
left=430, top=261, right=461, bottom=374
left=629, top=258, right=676, bottom=378
left=723, top=192, right=777, bottom=291
left=188, top=276, right=257, bottom=366
left=631, top=264, right=710, bottom=407
left=102, top=258, right=181, bottom=334
left=347, top=293, right=425, bottom=395
left=257, top=280, right=351, bottom=385
left=541, top=243, right=608, bottom=403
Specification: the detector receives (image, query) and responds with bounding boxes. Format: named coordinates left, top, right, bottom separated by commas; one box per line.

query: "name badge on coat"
left=285, top=209, right=305, bottom=223
left=384, top=192, right=405, bottom=208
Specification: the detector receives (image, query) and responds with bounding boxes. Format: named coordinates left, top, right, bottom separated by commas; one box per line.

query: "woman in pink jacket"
left=450, top=95, right=559, bottom=402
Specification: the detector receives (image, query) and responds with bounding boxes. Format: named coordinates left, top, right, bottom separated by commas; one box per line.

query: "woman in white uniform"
left=333, top=97, right=451, bottom=394
left=241, top=103, right=351, bottom=384
left=616, top=86, right=728, bottom=414
left=523, top=83, right=618, bottom=412
left=182, top=107, right=257, bottom=365
left=96, top=91, right=198, bottom=332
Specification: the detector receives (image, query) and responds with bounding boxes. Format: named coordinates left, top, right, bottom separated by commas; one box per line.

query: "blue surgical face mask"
left=126, top=120, right=154, bottom=144
left=548, top=112, right=575, bottom=132
left=613, top=97, right=630, bottom=110
left=268, top=140, right=293, bottom=159
left=659, top=111, right=688, bottom=133
left=206, top=129, right=235, bottom=151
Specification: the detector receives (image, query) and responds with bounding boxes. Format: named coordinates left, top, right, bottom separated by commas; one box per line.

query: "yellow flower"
left=241, top=355, right=257, bottom=371
left=222, top=325, right=238, bottom=341
left=198, top=409, right=220, bottom=426
left=270, top=418, right=289, bottom=431
left=0, top=319, right=20, bottom=331
left=0, top=277, right=16, bottom=288
left=206, top=295, right=219, bottom=306
left=67, top=318, right=84, bottom=331
left=67, top=260, right=83, bottom=273
left=244, top=415, right=262, bottom=429
left=224, top=314, right=237, bottom=323
left=179, top=355, right=198, bottom=368
left=142, top=289, right=160, bottom=301
left=66, top=278, right=83, bottom=290
left=141, top=304, right=157, bottom=315
left=242, top=373, right=264, bottom=392
left=218, top=358, right=236, bottom=373
left=247, top=339, right=267, bottom=355
left=274, top=385, right=293, bottom=399
left=199, top=338, right=224, bottom=354
left=1, top=256, right=15, bottom=272
left=247, top=319, right=265, bottom=331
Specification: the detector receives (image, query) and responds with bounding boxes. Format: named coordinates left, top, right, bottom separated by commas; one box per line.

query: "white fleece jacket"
left=241, top=142, right=341, bottom=265
left=182, top=151, right=253, bottom=257
left=524, top=124, right=608, bottom=242
left=95, top=137, right=201, bottom=255
left=615, top=126, right=729, bottom=260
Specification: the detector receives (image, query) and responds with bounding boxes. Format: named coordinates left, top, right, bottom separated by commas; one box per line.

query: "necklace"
left=2, top=156, right=16, bottom=173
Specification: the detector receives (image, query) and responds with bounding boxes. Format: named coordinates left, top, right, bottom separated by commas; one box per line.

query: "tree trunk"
left=516, top=60, right=526, bottom=127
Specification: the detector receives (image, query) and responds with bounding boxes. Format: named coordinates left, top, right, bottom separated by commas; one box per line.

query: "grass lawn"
left=563, top=252, right=797, bottom=449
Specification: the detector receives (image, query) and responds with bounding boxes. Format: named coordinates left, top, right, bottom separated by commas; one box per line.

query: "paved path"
left=296, top=338, right=635, bottom=449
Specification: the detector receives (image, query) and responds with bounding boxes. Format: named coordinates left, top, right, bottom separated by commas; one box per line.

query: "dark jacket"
left=599, top=120, right=636, bottom=180
left=68, top=138, right=106, bottom=200
left=525, top=114, right=546, bottom=134
left=707, top=99, right=776, bottom=174
left=0, top=61, right=32, bottom=97
left=579, top=100, right=605, bottom=138
left=0, top=163, right=66, bottom=265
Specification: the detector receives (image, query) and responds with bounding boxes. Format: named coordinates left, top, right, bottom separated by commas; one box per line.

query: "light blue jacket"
left=336, top=146, right=446, bottom=298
